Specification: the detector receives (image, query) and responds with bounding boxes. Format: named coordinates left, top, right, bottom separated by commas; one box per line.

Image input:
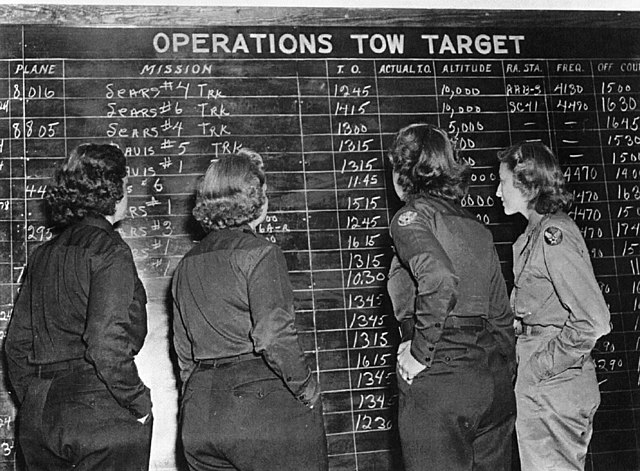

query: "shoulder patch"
left=543, top=226, right=563, bottom=246
left=397, top=211, right=417, bottom=227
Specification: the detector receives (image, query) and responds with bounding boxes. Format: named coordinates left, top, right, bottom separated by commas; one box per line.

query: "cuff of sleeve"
left=410, top=341, right=435, bottom=368
left=127, top=386, right=152, bottom=419
left=285, top=367, right=313, bottom=395
left=400, top=319, right=414, bottom=342
left=296, top=375, right=320, bottom=408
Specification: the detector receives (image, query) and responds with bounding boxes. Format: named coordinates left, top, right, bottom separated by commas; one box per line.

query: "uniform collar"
left=77, top=215, right=115, bottom=232
left=525, top=211, right=546, bottom=235
left=228, top=223, right=256, bottom=235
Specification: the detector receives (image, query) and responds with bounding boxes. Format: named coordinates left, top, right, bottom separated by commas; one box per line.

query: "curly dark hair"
left=192, top=149, right=267, bottom=232
left=388, top=123, right=470, bottom=202
left=498, top=141, right=573, bottom=214
left=46, top=143, right=127, bottom=226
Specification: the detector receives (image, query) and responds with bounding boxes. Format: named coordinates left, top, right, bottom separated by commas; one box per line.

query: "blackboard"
left=0, top=6, right=639, bottom=471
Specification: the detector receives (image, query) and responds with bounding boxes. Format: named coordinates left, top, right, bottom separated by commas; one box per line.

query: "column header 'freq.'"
left=151, top=31, right=526, bottom=56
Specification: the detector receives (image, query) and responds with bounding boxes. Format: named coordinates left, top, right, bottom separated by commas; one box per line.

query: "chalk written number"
left=333, top=84, right=372, bottom=97
left=13, top=120, right=59, bottom=139
left=13, top=84, right=55, bottom=99
left=334, top=101, right=370, bottom=116
left=356, top=369, right=394, bottom=388
left=338, top=138, right=375, bottom=153
left=356, top=352, right=392, bottom=368
left=348, top=293, right=385, bottom=309
left=0, top=440, right=14, bottom=457
left=602, top=81, right=633, bottom=94
left=353, top=331, right=389, bottom=349
left=346, top=215, right=381, bottom=229
left=618, top=205, right=640, bottom=218
left=354, top=413, right=393, bottom=431
left=356, top=393, right=395, bottom=410
left=347, top=173, right=379, bottom=188
left=349, top=312, right=387, bottom=328
left=26, top=225, right=53, bottom=241
left=346, top=234, right=381, bottom=249
left=348, top=195, right=380, bottom=210
left=346, top=269, right=386, bottom=287
left=337, top=121, right=368, bottom=135
left=348, top=252, right=384, bottom=269
left=563, top=166, right=598, bottom=182
left=608, top=133, right=640, bottom=147
left=341, top=157, right=378, bottom=173
left=595, top=358, right=623, bottom=372
left=602, top=96, right=637, bottom=112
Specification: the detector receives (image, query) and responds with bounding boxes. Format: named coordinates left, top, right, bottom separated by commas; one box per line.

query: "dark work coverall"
left=172, top=225, right=328, bottom=471
left=388, top=195, right=516, bottom=471
left=5, top=216, right=153, bottom=471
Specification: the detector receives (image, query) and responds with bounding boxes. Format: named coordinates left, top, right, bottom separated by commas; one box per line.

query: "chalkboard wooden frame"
left=0, top=5, right=639, bottom=28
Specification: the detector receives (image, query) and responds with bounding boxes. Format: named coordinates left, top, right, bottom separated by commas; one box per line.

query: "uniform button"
left=286, top=376, right=292, bottom=381
left=425, top=357, right=431, bottom=363
left=445, top=356, right=451, bottom=362
left=428, top=346, right=435, bottom=351
left=434, top=323, right=441, bottom=328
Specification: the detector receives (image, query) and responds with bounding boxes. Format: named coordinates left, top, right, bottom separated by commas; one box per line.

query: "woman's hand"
left=397, top=340, right=426, bottom=385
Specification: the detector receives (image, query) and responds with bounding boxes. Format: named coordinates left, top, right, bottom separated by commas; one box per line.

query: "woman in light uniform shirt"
left=496, top=141, right=610, bottom=471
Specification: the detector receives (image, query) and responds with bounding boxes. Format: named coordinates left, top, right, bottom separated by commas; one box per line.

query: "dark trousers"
left=18, top=366, right=152, bottom=471
left=398, top=329, right=516, bottom=471
left=180, top=356, right=328, bottom=471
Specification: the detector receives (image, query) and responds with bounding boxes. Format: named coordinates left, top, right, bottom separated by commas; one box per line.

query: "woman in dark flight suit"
left=496, top=142, right=610, bottom=471
left=172, top=149, right=328, bottom=471
left=387, top=123, right=516, bottom=471
left=5, top=143, right=153, bottom=471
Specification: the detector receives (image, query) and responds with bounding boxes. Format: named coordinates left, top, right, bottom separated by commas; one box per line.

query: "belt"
left=35, top=358, right=92, bottom=378
left=198, top=352, right=261, bottom=369
left=515, top=320, right=562, bottom=337
left=444, top=316, right=486, bottom=330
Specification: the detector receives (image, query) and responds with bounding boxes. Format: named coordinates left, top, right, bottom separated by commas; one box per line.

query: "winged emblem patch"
left=543, top=226, right=563, bottom=246
left=398, top=211, right=417, bottom=226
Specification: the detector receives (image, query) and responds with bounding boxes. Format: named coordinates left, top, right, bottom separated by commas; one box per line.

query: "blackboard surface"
left=0, top=6, right=639, bottom=471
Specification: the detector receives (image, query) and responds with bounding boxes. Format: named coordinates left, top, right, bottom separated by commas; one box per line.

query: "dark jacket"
left=5, top=216, right=151, bottom=419
left=388, top=195, right=515, bottom=369
left=172, top=225, right=316, bottom=402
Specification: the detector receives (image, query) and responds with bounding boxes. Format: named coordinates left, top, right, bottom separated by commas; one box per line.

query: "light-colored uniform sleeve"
left=530, top=223, right=611, bottom=379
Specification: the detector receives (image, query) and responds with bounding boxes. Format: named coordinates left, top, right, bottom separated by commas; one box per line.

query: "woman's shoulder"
left=197, top=226, right=275, bottom=252
left=62, top=218, right=129, bottom=254
left=543, top=211, right=581, bottom=233
left=392, top=196, right=436, bottom=222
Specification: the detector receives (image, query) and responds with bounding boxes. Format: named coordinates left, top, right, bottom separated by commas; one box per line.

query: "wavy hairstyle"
left=46, top=143, right=127, bottom=226
left=498, top=141, right=573, bottom=214
left=388, top=123, right=470, bottom=202
left=192, top=149, right=267, bottom=232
